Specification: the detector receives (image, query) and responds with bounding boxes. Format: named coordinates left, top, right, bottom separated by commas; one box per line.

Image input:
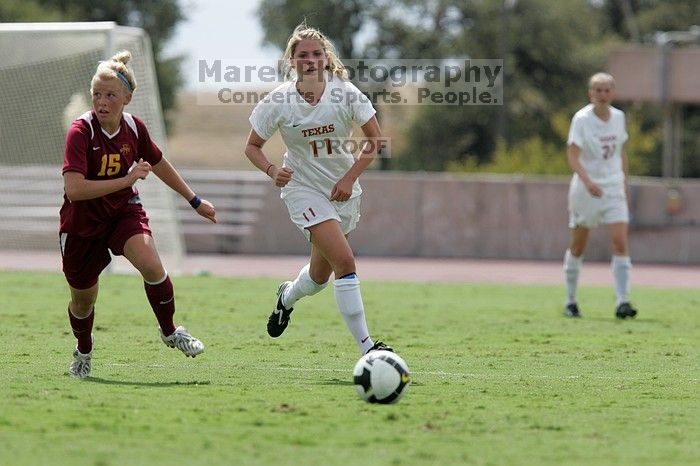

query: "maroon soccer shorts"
left=60, top=207, right=152, bottom=289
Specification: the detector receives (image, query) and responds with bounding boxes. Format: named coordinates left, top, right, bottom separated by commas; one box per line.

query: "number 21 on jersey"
left=601, top=144, right=616, bottom=160
left=97, top=153, right=121, bottom=176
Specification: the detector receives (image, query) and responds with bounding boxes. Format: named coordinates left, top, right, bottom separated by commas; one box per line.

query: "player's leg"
left=268, top=247, right=332, bottom=337
left=68, top=283, right=98, bottom=349
left=283, top=246, right=332, bottom=308
left=308, top=220, right=388, bottom=355
left=564, top=227, right=589, bottom=317
left=608, top=222, right=636, bottom=318
left=565, top=177, right=596, bottom=317
left=119, top=230, right=204, bottom=357
left=61, top=232, right=109, bottom=378
left=67, top=283, right=98, bottom=378
left=122, top=233, right=174, bottom=330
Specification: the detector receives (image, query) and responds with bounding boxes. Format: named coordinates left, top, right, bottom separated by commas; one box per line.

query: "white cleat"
left=160, top=326, right=204, bottom=357
left=69, top=348, right=92, bottom=378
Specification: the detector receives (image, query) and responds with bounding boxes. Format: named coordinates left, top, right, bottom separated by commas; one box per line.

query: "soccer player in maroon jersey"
left=60, top=50, right=217, bottom=378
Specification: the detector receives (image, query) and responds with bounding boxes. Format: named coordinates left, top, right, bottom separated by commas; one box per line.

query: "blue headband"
left=115, top=71, right=132, bottom=92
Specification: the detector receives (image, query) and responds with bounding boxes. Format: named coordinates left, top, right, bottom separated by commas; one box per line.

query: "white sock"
left=564, top=249, right=583, bottom=305
left=282, top=264, right=328, bottom=308
left=333, top=275, right=374, bottom=354
left=611, top=255, right=632, bottom=305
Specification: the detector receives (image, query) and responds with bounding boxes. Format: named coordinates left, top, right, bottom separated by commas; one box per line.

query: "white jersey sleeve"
left=567, top=112, right=586, bottom=148
left=249, top=91, right=283, bottom=140
left=347, top=81, right=376, bottom=126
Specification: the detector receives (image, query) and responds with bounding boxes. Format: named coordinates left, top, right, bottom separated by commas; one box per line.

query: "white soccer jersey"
left=249, top=73, right=376, bottom=199
left=567, top=103, right=628, bottom=187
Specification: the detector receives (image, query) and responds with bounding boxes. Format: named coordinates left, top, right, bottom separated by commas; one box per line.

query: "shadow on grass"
left=311, top=378, right=354, bottom=386
left=84, top=377, right=211, bottom=387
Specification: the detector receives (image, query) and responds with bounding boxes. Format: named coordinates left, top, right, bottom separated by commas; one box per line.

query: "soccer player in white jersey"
left=563, top=72, right=637, bottom=319
left=244, top=23, right=393, bottom=355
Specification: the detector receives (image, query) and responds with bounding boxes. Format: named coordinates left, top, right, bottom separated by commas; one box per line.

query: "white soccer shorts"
left=568, top=178, right=629, bottom=228
left=283, top=187, right=361, bottom=240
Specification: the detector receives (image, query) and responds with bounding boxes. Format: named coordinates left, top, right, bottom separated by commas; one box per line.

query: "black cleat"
left=615, top=302, right=637, bottom=319
left=365, top=341, right=394, bottom=354
left=564, top=303, right=582, bottom=318
left=267, top=281, right=293, bottom=337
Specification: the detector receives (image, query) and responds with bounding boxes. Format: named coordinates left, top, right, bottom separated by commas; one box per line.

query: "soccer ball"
left=353, top=350, right=410, bottom=404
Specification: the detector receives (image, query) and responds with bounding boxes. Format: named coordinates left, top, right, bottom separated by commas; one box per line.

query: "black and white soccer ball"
left=353, top=350, right=410, bottom=404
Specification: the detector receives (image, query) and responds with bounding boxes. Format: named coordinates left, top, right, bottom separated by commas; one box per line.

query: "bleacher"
left=176, top=169, right=268, bottom=253
left=0, top=166, right=269, bottom=253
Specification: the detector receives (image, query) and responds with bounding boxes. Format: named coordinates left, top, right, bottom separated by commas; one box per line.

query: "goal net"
left=0, top=22, right=184, bottom=272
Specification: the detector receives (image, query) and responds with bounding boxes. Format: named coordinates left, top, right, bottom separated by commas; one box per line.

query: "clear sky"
left=164, top=0, right=280, bottom=90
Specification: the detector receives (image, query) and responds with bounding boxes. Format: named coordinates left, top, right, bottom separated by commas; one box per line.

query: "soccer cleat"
left=365, top=341, right=394, bottom=354
left=615, top=302, right=638, bottom=319
left=564, top=303, right=582, bottom=318
left=69, top=348, right=92, bottom=378
left=160, top=326, right=204, bottom=357
left=267, top=281, right=294, bottom=337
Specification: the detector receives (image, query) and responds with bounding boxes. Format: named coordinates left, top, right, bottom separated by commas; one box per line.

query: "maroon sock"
left=68, top=307, right=94, bottom=354
left=144, top=275, right=176, bottom=336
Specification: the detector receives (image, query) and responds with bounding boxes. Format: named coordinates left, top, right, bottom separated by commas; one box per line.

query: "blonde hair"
left=282, top=23, right=348, bottom=80
left=588, top=72, right=615, bottom=89
left=91, top=50, right=137, bottom=93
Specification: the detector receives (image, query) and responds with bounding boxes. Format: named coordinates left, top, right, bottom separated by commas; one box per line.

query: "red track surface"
left=1, top=251, right=697, bottom=288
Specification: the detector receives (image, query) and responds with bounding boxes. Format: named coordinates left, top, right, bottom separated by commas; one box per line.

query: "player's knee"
left=71, top=297, right=95, bottom=315
left=139, top=263, right=166, bottom=283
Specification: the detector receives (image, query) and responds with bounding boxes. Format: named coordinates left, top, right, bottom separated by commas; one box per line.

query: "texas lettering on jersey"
left=301, top=124, right=335, bottom=138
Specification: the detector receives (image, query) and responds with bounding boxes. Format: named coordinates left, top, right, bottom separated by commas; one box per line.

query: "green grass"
left=0, top=271, right=697, bottom=466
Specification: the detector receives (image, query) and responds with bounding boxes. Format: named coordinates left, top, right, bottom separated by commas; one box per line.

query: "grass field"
left=1, top=271, right=697, bottom=466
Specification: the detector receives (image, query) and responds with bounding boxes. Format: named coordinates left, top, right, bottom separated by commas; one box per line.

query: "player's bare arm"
left=567, top=143, right=602, bottom=198
left=63, top=161, right=149, bottom=202
left=245, top=129, right=293, bottom=188
left=151, top=157, right=217, bottom=223
left=331, top=116, right=381, bottom=202
left=621, top=144, right=630, bottom=204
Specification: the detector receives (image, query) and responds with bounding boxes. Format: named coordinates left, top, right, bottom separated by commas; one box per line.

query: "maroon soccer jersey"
left=60, top=111, right=163, bottom=237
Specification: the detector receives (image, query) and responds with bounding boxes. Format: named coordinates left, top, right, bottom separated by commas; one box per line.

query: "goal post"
left=0, top=22, right=184, bottom=272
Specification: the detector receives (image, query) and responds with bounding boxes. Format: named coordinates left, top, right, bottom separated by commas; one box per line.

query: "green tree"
left=258, top=0, right=369, bottom=57
left=0, top=0, right=63, bottom=21
left=390, top=0, right=609, bottom=170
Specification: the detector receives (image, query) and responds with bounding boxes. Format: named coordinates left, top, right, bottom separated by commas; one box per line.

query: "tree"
left=258, top=0, right=368, bottom=57
left=383, top=0, right=608, bottom=170
left=0, top=0, right=62, bottom=22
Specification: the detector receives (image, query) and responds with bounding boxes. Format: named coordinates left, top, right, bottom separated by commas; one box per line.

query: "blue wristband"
left=189, top=195, right=202, bottom=209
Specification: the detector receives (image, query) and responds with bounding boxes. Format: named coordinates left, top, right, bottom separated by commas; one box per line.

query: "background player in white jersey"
left=563, top=72, right=637, bottom=319
left=245, top=23, right=392, bottom=355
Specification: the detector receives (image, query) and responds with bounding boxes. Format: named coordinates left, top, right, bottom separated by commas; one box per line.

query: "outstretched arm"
left=151, top=157, right=217, bottom=223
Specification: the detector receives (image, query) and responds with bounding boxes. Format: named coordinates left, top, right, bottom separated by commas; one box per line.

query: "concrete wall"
left=239, top=172, right=700, bottom=264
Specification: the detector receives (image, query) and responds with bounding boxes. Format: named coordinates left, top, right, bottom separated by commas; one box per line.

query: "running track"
left=1, top=251, right=697, bottom=288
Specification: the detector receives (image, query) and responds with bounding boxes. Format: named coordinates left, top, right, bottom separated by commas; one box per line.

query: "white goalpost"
left=0, top=22, right=184, bottom=272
